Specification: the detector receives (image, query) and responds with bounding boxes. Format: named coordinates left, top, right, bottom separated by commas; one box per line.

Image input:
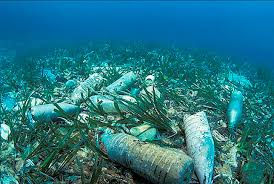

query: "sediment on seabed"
left=0, top=41, right=273, bottom=184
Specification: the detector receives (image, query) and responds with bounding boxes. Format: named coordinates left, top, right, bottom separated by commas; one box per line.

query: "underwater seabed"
left=0, top=41, right=273, bottom=184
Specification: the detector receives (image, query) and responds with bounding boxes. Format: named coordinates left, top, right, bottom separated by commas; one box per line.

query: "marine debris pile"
left=0, top=42, right=273, bottom=184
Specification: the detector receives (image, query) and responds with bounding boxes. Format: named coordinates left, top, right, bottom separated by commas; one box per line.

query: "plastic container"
left=129, top=123, right=158, bottom=141
left=106, top=71, right=137, bottom=94
left=183, top=111, right=215, bottom=184
left=145, top=74, right=155, bottom=86
left=27, top=103, right=81, bottom=125
left=89, top=95, right=136, bottom=114
left=13, top=97, right=44, bottom=112
left=227, top=91, right=243, bottom=132
left=140, top=85, right=162, bottom=100
left=71, top=73, right=103, bottom=104
left=0, top=123, right=11, bottom=140
left=102, top=133, right=194, bottom=184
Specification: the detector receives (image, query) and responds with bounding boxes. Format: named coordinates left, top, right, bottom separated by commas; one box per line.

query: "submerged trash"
left=129, top=123, right=158, bottom=141
left=145, top=74, right=155, bottom=86
left=140, top=85, right=162, bottom=99
left=182, top=111, right=215, bottom=184
left=27, top=103, right=81, bottom=125
left=13, top=97, right=44, bottom=112
left=227, top=91, right=243, bottom=132
left=130, top=87, right=141, bottom=97
left=0, top=123, right=11, bottom=140
left=227, top=71, right=252, bottom=88
left=102, top=133, right=194, bottom=184
left=71, top=73, right=104, bottom=104
left=89, top=95, right=136, bottom=114
left=106, top=71, right=137, bottom=94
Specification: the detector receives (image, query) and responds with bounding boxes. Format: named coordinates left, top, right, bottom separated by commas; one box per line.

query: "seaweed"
left=1, top=41, right=273, bottom=183
left=5, top=94, right=108, bottom=183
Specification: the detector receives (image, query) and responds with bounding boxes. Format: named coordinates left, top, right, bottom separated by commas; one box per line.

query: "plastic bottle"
left=182, top=111, right=214, bottom=184
left=106, top=71, right=137, bottom=94
left=89, top=95, right=136, bottom=114
left=101, top=133, right=194, bottom=184
left=71, top=73, right=104, bottom=104
left=27, top=103, right=81, bottom=126
left=227, top=91, right=243, bottom=132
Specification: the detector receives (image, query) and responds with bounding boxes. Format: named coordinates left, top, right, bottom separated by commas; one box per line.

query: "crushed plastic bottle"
left=101, top=133, right=194, bottom=184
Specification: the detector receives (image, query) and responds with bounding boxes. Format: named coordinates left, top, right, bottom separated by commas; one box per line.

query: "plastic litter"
left=0, top=123, right=11, bottom=140
left=13, top=97, right=44, bottom=112
left=129, top=123, right=158, bottom=141
left=227, top=91, right=243, bottom=132
left=182, top=111, right=215, bottom=184
left=101, top=133, right=194, bottom=184
left=145, top=74, right=155, bottom=86
left=89, top=95, right=136, bottom=114
left=140, top=85, right=162, bottom=99
left=106, top=71, right=137, bottom=94
left=71, top=73, right=104, bottom=104
left=130, top=87, right=141, bottom=97
left=27, top=103, right=81, bottom=126
left=228, top=71, right=252, bottom=88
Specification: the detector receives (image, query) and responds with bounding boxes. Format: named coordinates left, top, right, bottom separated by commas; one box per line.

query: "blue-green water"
left=0, top=1, right=274, bottom=68
left=0, top=2, right=273, bottom=184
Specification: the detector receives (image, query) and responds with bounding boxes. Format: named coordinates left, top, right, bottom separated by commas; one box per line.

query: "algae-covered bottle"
left=227, top=91, right=243, bottom=132
left=89, top=95, right=136, bottom=114
left=27, top=103, right=81, bottom=126
left=101, top=133, right=194, bottom=184
left=106, top=71, right=137, bottom=94
left=71, top=73, right=104, bottom=104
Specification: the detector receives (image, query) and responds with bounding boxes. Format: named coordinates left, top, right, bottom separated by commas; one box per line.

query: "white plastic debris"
left=182, top=111, right=215, bottom=184
left=140, top=85, right=162, bottom=99
left=129, top=123, right=158, bottom=141
left=13, top=97, right=44, bottom=112
left=106, top=71, right=137, bottom=94
left=27, top=103, right=81, bottom=125
left=0, top=123, right=11, bottom=140
left=227, top=91, right=243, bottom=132
left=71, top=73, right=104, bottom=104
left=228, top=71, right=252, bottom=88
left=89, top=95, right=136, bottom=114
left=145, top=75, right=155, bottom=86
